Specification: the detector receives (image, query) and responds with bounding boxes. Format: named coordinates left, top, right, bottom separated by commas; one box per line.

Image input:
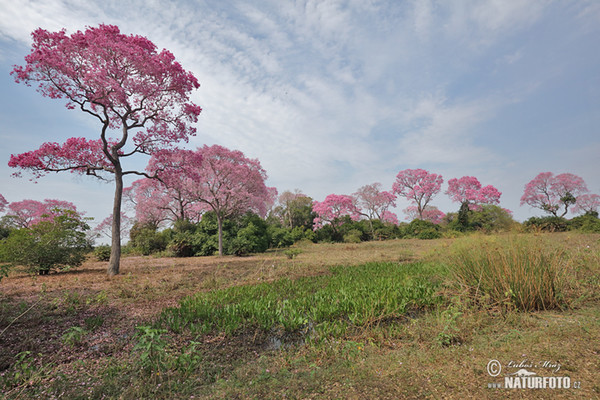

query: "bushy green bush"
left=0, top=210, right=92, bottom=275
left=129, top=222, right=168, bottom=255
left=403, top=219, right=442, bottom=239
left=568, top=212, right=600, bottom=233
left=94, top=245, right=111, bottom=261
left=524, top=216, right=568, bottom=232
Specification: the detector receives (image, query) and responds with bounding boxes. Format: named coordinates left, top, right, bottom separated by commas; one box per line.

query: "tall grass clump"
left=449, top=235, right=567, bottom=311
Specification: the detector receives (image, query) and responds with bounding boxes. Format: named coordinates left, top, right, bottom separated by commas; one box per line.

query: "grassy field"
left=0, top=233, right=599, bottom=399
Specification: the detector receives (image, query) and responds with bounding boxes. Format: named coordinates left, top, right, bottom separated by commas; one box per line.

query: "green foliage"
left=449, top=235, right=567, bottom=311
left=402, top=219, right=442, bottom=239
left=159, top=262, right=443, bottom=338
left=133, top=325, right=168, bottom=373
left=0, top=210, right=91, bottom=275
left=343, top=229, right=363, bottom=243
left=469, top=205, right=516, bottom=232
left=129, top=222, right=168, bottom=255
left=524, top=216, right=569, bottom=232
left=61, top=326, right=87, bottom=347
left=283, top=248, right=302, bottom=259
left=568, top=212, right=600, bottom=233
left=94, top=245, right=111, bottom=261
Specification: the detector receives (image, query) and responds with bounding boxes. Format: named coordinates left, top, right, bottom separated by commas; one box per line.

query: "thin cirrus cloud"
left=0, top=0, right=598, bottom=225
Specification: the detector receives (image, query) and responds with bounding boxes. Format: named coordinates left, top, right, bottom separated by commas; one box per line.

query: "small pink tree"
left=9, top=25, right=201, bottom=275
left=4, top=199, right=80, bottom=228
left=573, top=193, right=600, bottom=215
left=154, top=145, right=276, bottom=256
left=312, top=194, right=361, bottom=232
left=403, top=205, right=445, bottom=224
left=353, top=183, right=397, bottom=221
left=93, top=213, right=133, bottom=242
left=446, top=176, right=501, bottom=210
left=392, top=169, right=443, bottom=219
left=520, top=172, right=588, bottom=217
left=0, top=194, right=7, bottom=213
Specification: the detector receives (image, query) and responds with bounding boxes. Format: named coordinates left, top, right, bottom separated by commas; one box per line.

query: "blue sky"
left=0, top=0, right=599, bottom=228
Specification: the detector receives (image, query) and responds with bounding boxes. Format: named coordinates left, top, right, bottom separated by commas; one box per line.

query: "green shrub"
left=0, top=210, right=91, bottom=275
left=524, top=216, right=568, bottom=232
left=403, top=219, right=441, bottom=239
left=568, top=213, right=600, bottom=233
left=343, top=229, right=363, bottom=243
left=129, top=222, right=167, bottom=255
left=94, top=245, right=111, bottom=261
left=449, top=235, right=567, bottom=311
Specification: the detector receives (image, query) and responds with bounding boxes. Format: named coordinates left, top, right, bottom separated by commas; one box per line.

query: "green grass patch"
left=159, top=262, right=445, bottom=338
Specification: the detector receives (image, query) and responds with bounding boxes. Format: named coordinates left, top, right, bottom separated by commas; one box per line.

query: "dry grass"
left=0, top=233, right=599, bottom=399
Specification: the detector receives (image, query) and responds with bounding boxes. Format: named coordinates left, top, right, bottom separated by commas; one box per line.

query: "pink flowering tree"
left=93, top=213, right=133, bottom=242
left=446, top=176, right=501, bottom=210
left=353, top=183, right=397, bottom=221
left=381, top=210, right=399, bottom=225
left=154, top=145, right=276, bottom=256
left=392, top=169, right=443, bottom=220
left=573, top=193, right=600, bottom=215
left=312, top=194, right=361, bottom=233
left=9, top=25, right=201, bottom=275
left=520, top=172, right=588, bottom=217
left=0, top=194, right=7, bottom=213
left=3, top=199, right=80, bottom=228
left=403, top=205, right=445, bottom=225
left=124, top=178, right=205, bottom=227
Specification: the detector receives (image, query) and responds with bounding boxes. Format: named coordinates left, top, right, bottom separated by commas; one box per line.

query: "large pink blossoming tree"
left=152, top=145, right=276, bottom=256
left=392, top=169, right=443, bottom=220
left=312, top=194, right=361, bottom=233
left=3, top=199, right=80, bottom=228
left=9, top=25, right=201, bottom=275
left=446, top=176, right=502, bottom=210
left=520, top=172, right=589, bottom=217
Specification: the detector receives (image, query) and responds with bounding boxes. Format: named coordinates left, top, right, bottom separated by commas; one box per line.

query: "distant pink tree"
left=125, top=178, right=204, bottom=227
left=4, top=199, right=79, bottom=228
left=573, top=193, right=600, bottom=215
left=392, top=169, right=443, bottom=219
left=353, top=183, right=397, bottom=221
left=273, top=190, right=313, bottom=229
left=520, top=172, right=588, bottom=217
left=0, top=194, right=7, bottom=213
left=403, top=205, right=445, bottom=225
left=154, top=145, right=276, bottom=256
left=312, top=194, right=361, bottom=232
left=446, top=176, right=501, bottom=210
left=93, top=213, right=133, bottom=241
left=381, top=210, right=399, bottom=225
left=9, top=25, right=201, bottom=275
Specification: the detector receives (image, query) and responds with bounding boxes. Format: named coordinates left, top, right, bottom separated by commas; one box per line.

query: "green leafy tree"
left=0, top=210, right=91, bottom=275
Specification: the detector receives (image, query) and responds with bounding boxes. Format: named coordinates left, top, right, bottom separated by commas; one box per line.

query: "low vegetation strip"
left=159, top=262, right=445, bottom=337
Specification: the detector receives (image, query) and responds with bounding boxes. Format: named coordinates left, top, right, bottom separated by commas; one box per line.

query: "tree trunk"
left=217, top=214, right=224, bottom=256
left=108, top=168, right=123, bottom=276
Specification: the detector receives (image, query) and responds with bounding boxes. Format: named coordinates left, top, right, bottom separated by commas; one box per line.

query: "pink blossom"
left=353, top=183, right=397, bottom=222
left=392, top=169, right=443, bottom=219
left=10, top=24, right=201, bottom=275
left=520, top=172, right=588, bottom=217
left=312, top=194, right=361, bottom=230
left=572, top=193, right=600, bottom=215
left=4, top=199, right=80, bottom=228
left=446, top=176, right=501, bottom=209
left=403, top=205, right=445, bottom=225
left=152, top=145, right=276, bottom=255
left=0, top=194, right=7, bottom=213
